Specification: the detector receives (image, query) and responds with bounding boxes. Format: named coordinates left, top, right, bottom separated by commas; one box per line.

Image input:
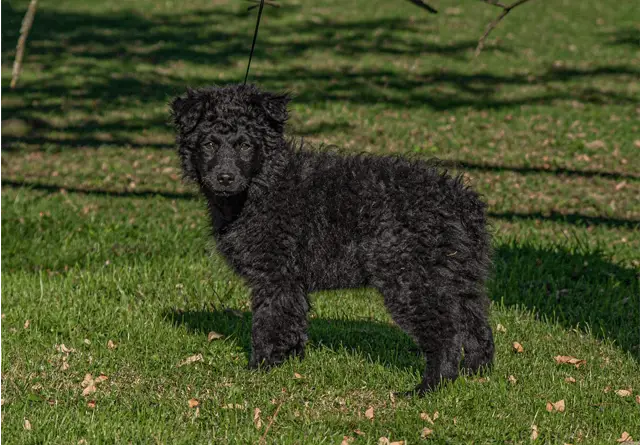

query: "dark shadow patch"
left=440, top=159, right=640, bottom=181
left=489, top=211, right=639, bottom=230
left=163, top=244, right=639, bottom=369
left=491, top=243, right=639, bottom=357
left=4, top=178, right=638, bottom=230
left=2, top=5, right=638, bottom=153
left=163, top=308, right=422, bottom=371
left=603, top=27, right=640, bottom=48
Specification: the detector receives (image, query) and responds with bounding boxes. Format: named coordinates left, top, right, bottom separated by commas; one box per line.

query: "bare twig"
left=11, top=0, right=39, bottom=89
left=246, top=0, right=280, bottom=11
left=475, top=0, right=533, bottom=56
left=406, top=0, right=438, bottom=14
left=259, top=401, right=283, bottom=444
left=480, top=0, right=508, bottom=8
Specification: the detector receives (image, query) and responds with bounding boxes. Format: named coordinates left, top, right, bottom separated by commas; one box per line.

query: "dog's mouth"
left=202, top=177, right=248, bottom=196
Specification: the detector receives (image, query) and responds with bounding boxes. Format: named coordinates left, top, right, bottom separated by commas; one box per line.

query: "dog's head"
left=170, top=84, right=289, bottom=196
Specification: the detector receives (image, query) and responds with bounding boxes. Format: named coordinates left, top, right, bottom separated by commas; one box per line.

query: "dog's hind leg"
left=459, top=295, right=494, bottom=375
left=248, top=283, right=309, bottom=369
left=377, top=272, right=463, bottom=394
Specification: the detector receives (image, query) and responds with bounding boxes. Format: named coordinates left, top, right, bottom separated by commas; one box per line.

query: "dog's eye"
left=239, top=143, right=252, bottom=158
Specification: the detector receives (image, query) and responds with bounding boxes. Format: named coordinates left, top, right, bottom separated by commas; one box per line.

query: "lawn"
left=1, top=0, right=639, bottom=443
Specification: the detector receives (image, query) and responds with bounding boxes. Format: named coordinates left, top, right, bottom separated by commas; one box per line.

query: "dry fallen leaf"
left=23, top=418, right=32, bottom=430
left=84, top=339, right=91, bottom=345
left=634, top=140, right=640, bottom=149
left=81, top=374, right=93, bottom=387
left=87, top=400, right=96, bottom=409
left=107, top=340, right=117, bottom=350
left=421, top=428, right=433, bottom=438
left=365, top=406, right=375, bottom=420
left=354, top=429, right=365, bottom=436
left=207, top=331, right=224, bottom=342
left=177, top=353, right=204, bottom=367
left=564, top=377, right=576, bottom=383
left=508, top=375, right=517, bottom=385
left=553, top=400, right=565, bottom=412
left=60, top=362, right=70, bottom=371
left=615, top=389, right=632, bottom=397
left=604, top=386, right=612, bottom=393
left=378, top=438, right=390, bottom=445
left=585, top=140, right=606, bottom=150
left=433, top=411, right=439, bottom=420
left=82, top=384, right=96, bottom=397
left=635, top=395, right=640, bottom=404
left=615, top=181, right=627, bottom=191
left=546, top=400, right=565, bottom=412
left=223, top=403, right=244, bottom=409
left=513, top=342, right=524, bottom=353
left=95, top=374, right=108, bottom=383
left=420, top=412, right=434, bottom=424
left=253, top=407, right=262, bottom=429
left=188, top=398, right=199, bottom=408
left=530, top=424, right=539, bottom=441
left=341, top=436, right=354, bottom=445
left=617, top=432, right=633, bottom=443
left=554, top=356, right=586, bottom=368
left=293, top=373, right=303, bottom=379
left=24, top=320, right=30, bottom=329
left=496, top=324, right=507, bottom=333
left=56, top=344, right=75, bottom=354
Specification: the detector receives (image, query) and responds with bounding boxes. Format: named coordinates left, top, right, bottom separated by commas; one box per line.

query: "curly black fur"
left=171, top=84, right=494, bottom=393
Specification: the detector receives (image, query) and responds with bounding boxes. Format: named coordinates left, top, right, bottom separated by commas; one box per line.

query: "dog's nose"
left=216, top=172, right=235, bottom=186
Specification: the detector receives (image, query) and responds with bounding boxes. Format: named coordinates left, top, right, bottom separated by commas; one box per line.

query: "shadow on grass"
left=4, top=178, right=639, bottom=230
left=164, top=243, right=640, bottom=368
left=164, top=308, right=422, bottom=372
left=1, top=3, right=638, bottom=153
left=440, top=159, right=640, bottom=181
left=604, top=27, right=640, bottom=48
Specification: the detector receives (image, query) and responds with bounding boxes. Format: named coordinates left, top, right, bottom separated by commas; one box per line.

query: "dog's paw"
left=249, top=342, right=305, bottom=370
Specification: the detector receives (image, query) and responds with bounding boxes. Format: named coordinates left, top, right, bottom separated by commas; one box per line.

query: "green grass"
left=2, top=0, right=639, bottom=443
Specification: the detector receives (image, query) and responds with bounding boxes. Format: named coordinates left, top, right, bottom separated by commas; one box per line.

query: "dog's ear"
left=251, top=91, right=290, bottom=130
left=171, top=90, right=206, bottom=134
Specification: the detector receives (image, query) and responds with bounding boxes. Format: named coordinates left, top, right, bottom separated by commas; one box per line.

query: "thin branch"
left=480, top=0, right=509, bottom=8
left=475, top=0, right=533, bottom=56
left=246, top=0, right=280, bottom=11
left=406, top=0, right=438, bottom=14
left=259, top=401, right=283, bottom=444
left=11, top=0, right=39, bottom=89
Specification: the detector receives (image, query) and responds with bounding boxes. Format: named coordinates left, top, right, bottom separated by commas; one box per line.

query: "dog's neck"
left=206, top=190, right=248, bottom=235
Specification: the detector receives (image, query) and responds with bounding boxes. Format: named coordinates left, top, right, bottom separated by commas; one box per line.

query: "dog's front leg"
left=248, top=284, right=309, bottom=369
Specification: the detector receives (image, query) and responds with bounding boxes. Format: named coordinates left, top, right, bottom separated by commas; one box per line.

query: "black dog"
left=171, top=84, right=494, bottom=393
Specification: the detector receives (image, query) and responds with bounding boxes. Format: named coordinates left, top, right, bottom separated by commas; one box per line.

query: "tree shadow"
left=4, top=178, right=639, bottom=231
left=2, top=3, right=638, bottom=153
left=439, top=159, right=640, bottom=182
left=603, top=27, right=640, bottom=48
left=164, top=308, right=423, bottom=372
left=164, top=243, right=639, bottom=370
